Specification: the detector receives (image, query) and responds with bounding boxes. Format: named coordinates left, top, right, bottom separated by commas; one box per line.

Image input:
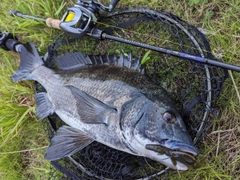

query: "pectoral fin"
left=45, top=126, right=94, bottom=161
left=66, top=85, right=117, bottom=125
left=35, top=92, right=54, bottom=120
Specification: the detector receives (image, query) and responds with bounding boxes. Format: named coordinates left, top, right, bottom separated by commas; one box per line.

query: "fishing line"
left=137, top=157, right=169, bottom=180
left=143, top=157, right=160, bottom=171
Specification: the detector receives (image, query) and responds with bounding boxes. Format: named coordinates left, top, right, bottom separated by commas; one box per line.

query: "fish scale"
left=11, top=43, right=198, bottom=170
left=36, top=70, right=142, bottom=151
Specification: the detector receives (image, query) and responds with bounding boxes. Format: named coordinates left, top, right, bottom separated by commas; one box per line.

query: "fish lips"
left=145, top=139, right=198, bottom=166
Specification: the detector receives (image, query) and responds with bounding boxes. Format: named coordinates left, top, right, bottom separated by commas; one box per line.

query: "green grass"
left=0, top=0, right=240, bottom=179
left=0, top=49, right=50, bottom=179
left=0, top=0, right=65, bottom=179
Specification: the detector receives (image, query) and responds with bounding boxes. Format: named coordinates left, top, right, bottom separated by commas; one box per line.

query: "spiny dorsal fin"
left=54, top=51, right=143, bottom=73
left=54, top=52, right=91, bottom=71
left=88, top=52, right=143, bottom=73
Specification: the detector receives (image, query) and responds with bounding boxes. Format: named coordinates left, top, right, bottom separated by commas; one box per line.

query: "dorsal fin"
left=54, top=51, right=144, bottom=73
left=54, top=52, right=92, bottom=71
left=88, top=52, right=143, bottom=73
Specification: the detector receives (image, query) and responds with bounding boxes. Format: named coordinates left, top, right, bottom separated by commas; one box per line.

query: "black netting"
left=36, top=7, right=227, bottom=179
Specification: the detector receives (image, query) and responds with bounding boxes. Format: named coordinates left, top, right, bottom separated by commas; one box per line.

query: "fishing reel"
left=60, top=0, right=120, bottom=37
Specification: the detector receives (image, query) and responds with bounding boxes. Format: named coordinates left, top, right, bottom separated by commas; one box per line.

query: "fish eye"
left=163, top=111, right=176, bottom=124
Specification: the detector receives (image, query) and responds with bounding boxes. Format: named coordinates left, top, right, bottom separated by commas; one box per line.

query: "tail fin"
left=11, top=43, right=44, bottom=82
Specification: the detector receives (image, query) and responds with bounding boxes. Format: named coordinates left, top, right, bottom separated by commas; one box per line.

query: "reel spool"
left=37, top=7, right=227, bottom=179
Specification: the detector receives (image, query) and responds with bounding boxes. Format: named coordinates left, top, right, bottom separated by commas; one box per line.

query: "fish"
left=11, top=43, right=198, bottom=170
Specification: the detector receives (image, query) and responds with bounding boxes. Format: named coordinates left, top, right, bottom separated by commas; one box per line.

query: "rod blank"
left=9, top=10, right=240, bottom=72
left=103, top=34, right=240, bottom=72
left=10, top=10, right=46, bottom=22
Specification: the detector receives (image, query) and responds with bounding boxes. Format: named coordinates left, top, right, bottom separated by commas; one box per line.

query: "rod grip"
left=45, top=18, right=61, bottom=30
left=5, top=39, right=21, bottom=52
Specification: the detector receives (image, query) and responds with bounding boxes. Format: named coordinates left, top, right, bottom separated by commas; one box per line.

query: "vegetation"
left=0, top=0, right=239, bottom=179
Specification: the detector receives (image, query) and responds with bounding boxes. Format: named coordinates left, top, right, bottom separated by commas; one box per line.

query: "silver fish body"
left=12, top=43, right=198, bottom=170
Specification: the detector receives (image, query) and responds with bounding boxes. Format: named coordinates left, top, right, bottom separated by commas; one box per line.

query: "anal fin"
left=45, top=126, right=94, bottom=161
left=35, top=92, right=54, bottom=120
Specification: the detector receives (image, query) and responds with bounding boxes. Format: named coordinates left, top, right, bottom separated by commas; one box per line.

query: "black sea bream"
left=12, top=43, right=198, bottom=170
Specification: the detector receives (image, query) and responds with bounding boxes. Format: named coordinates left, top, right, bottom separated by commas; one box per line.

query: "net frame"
left=35, top=7, right=228, bottom=179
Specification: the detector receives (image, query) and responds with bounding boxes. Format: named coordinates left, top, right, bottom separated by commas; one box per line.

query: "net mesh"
left=36, top=7, right=227, bottom=179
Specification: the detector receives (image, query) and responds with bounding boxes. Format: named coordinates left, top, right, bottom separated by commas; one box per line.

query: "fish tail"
left=11, top=43, right=44, bottom=82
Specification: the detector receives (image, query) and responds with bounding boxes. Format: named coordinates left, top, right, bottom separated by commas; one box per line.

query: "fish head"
left=130, top=102, right=198, bottom=170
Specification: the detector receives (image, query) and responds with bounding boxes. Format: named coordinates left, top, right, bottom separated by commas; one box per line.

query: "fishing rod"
left=9, top=0, right=240, bottom=72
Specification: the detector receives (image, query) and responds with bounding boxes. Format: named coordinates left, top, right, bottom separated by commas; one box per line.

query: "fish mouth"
left=145, top=139, right=198, bottom=166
